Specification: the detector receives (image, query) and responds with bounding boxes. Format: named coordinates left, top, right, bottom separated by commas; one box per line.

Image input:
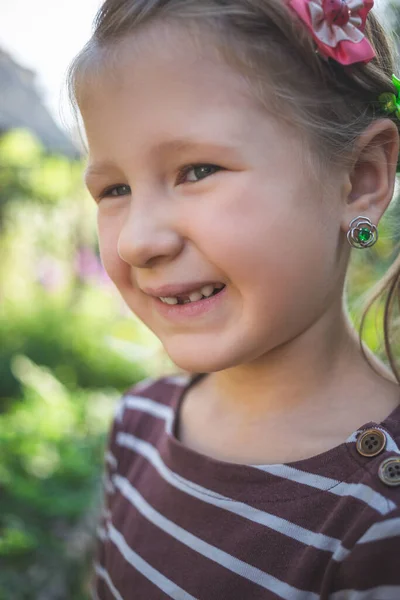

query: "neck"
left=201, top=299, right=397, bottom=426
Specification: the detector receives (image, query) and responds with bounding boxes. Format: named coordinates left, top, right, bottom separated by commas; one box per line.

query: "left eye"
left=177, top=164, right=222, bottom=184
left=99, top=184, right=131, bottom=199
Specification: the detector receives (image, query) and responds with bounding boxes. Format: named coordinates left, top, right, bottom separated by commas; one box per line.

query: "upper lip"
left=142, top=281, right=224, bottom=298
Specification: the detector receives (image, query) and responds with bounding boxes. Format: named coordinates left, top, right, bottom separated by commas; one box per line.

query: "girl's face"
left=82, top=23, right=348, bottom=373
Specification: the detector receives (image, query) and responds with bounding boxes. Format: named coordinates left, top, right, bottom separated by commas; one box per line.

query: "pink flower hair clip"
left=288, top=0, right=376, bottom=65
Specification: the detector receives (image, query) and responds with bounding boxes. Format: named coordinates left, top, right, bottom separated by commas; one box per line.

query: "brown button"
left=356, top=428, right=386, bottom=457
left=378, top=457, right=400, bottom=487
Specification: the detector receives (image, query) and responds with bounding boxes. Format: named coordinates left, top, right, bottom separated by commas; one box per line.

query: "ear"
left=341, top=119, right=399, bottom=232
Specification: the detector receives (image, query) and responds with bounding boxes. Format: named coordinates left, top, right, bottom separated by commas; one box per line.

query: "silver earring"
left=347, top=216, right=378, bottom=249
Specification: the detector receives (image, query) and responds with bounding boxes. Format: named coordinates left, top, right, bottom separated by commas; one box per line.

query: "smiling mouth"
left=159, top=283, right=226, bottom=306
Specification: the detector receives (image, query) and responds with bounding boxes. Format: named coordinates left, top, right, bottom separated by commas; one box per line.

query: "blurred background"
left=0, top=1, right=400, bottom=598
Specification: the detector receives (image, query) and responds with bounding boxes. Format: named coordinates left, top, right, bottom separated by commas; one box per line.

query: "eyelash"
left=97, top=163, right=222, bottom=200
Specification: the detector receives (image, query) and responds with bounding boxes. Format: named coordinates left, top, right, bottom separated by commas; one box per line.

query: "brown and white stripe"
left=91, top=375, right=400, bottom=600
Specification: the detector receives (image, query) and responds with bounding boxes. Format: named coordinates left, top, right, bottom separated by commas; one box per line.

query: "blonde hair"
left=67, top=0, right=400, bottom=381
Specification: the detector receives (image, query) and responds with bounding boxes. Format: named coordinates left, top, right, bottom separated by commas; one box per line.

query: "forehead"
left=79, top=20, right=253, bottom=105
left=79, top=22, right=271, bottom=149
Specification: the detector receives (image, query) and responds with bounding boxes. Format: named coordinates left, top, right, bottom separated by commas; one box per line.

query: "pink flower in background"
left=97, top=264, right=113, bottom=288
left=75, top=246, right=112, bottom=287
left=36, top=257, right=64, bottom=292
left=75, top=247, right=101, bottom=282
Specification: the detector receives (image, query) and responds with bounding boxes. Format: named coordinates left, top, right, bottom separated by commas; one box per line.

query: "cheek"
left=190, top=179, right=300, bottom=268
left=192, top=180, right=333, bottom=298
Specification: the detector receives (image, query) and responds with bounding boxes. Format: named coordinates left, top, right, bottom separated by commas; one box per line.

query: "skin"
left=81, top=22, right=400, bottom=464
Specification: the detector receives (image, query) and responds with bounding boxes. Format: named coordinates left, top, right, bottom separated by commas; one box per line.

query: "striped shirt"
left=91, top=373, right=400, bottom=599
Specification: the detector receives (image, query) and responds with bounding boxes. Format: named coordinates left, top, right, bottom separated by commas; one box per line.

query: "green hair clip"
left=379, top=74, right=400, bottom=119
left=378, top=74, right=400, bottom=174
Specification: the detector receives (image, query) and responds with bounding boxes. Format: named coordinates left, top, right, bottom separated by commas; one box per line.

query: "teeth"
left=159, top=283, right=225, bottom=305
left=160, top=297, right=178, bottom=305
left=200, top=285, right=215, bottom=298
left=189, top=291, right=203, bottom=302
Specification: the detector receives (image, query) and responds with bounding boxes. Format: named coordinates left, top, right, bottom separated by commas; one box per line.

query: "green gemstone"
left=358, top=228, right=372, bottom=243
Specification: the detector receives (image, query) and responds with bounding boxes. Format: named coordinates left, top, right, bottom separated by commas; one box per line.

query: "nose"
left=117, top=199, right=183, bottom=268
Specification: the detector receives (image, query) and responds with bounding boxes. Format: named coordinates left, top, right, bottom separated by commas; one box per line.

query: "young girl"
left=68, top=0, right=400, bottom=597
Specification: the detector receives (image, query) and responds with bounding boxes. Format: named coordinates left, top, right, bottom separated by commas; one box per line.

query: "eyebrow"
left=84, top=138, right=240, bottom=179
left=84, top=161, right=118, bottom=180
left=148, top=138, right=239, bottom=157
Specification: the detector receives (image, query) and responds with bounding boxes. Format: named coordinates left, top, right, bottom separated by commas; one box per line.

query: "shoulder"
left=117, top=372, right=191, bottom=421
left=123, top=372, right=192, bottom=406
left=341, top=421, right=400, bottom=525
left=353, top=414, right=400, bottom=510
left=109, top=372, right=192, bottom=441
left=330, top=504, right=400, bottom=597
left=104, top=372, right=192, bottom=474
left=317, top=414, right=400, bottom=595
left=327, top=417, right=400, bottom=592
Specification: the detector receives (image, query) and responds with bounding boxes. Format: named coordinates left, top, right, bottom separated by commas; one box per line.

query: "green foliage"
left=0, top=358, right=119, bottom=599
left=0, top=130, right=42, bottom=164
left=0, top=130, right=82, bottom=230
left=0, top=307, right=144, bottom=398
left=0, top=298, right=147, bottom=402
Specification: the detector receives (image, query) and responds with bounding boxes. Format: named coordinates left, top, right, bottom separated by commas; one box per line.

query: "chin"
left=162, top=340, right=245, bottom=374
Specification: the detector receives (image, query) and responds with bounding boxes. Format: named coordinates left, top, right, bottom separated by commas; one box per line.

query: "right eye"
left=99, top=184, right=131, bottom=200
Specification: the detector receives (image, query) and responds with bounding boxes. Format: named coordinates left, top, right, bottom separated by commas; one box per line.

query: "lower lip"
left=152, top=286, right=227, bottom=321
